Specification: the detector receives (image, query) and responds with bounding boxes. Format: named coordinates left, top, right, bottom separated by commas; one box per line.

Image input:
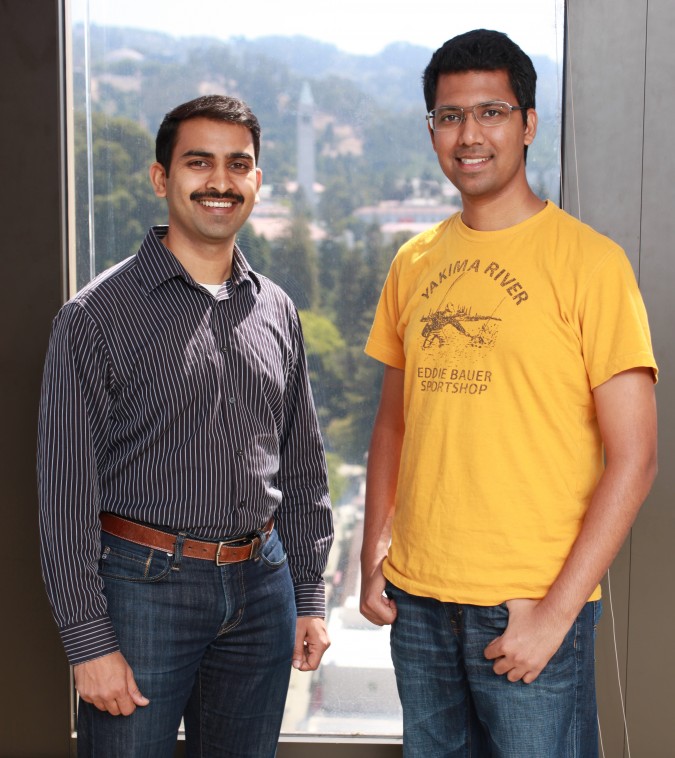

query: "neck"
left=162, top=229, right=235, bottom=284
left=460, top=187, right=546, bottom=232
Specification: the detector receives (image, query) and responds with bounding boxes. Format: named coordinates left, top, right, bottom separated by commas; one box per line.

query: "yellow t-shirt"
left=365, top=201, right=657, bottom=605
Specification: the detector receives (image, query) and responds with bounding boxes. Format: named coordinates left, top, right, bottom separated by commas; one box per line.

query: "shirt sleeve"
left=580, top=248, right=658, bottom=389
left=37, top=303, right=120, bottom=664
left=364, top=257, right=406, bottom=369
left=274, top=309, right=334, bottom=617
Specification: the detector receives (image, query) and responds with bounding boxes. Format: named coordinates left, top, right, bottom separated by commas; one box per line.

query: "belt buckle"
left=215, top=541, right=229, bottom=566
left=215, top=538, right=257, bottom=565
left=250, top=534, right=263, bottom=560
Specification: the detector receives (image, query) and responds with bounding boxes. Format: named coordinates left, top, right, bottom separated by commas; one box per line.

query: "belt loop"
left=251, top=523, right=269, bottom=560
left=172, top=532, right=188, bottom=570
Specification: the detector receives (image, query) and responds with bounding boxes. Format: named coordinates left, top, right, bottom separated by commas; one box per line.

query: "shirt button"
left=239, top=500, right=246, bottom=508
left=220, top=345, right=229, bottom=354
left=236, top=449, right=244, bottom=457
left=228, top=397, right=236, bottom=404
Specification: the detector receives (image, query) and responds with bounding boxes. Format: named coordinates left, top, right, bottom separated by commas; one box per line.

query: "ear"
left=523, top=108, right=538, bottom=147
left=254, top=167, right=263, bottom=204
left=149, top=162, right=168, bottom=199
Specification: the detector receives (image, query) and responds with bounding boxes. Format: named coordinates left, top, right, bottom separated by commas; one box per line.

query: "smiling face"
left=150, top=117, right=262, bottom=257
left=429, top=69, right=537, bottom=207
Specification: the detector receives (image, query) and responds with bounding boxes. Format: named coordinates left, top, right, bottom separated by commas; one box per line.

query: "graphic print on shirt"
left=420, top=272, right=502, bottom=351
left=415, top=258, right=529, bottom=397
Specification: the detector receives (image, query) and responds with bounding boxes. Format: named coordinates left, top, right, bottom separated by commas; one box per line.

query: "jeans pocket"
left=260, top=529, right=288, bottom=569
left=472, top=603, right=509, bottom=638
left=99, top=533, right=172, bottom=582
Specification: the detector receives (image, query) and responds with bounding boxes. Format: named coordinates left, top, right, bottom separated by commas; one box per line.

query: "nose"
left=457, top=112, right=484, bottom=146
left=205, top=162, right=232, bottom=193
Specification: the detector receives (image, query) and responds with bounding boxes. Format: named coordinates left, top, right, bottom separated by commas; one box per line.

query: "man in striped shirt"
left=38, top=95, right=334, bottom=757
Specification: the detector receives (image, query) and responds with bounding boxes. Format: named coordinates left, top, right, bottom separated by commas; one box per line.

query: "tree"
left=74, top=111, right=164, bottom=288
left=298, top=309, right=348, bottom=428
left=269, top=208, right=319, bottom=309
left=236, top=222, right=272, bottom=276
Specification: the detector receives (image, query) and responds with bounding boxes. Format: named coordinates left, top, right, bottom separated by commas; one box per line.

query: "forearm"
left=361, top=422, right=401, bottom=576
left=360, top=367, right=404, bottom=626
left=540, top=450, right=657, bottom=626
left=487, top=453, right=657, bottom=682
left=540, top=368, right=658, bottom=626
left=484, top=369, right=657, bottom=684
left=361, top=367, right=405, bottom=573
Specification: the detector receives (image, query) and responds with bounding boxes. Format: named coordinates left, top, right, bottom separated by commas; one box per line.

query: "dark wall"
left=0, top=0, right=72, bottom=755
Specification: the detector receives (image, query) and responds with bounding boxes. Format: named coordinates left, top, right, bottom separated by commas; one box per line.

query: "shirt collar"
left=137, top=226, right=261, bottom=294
left=232, top=244, right=262, bottom=293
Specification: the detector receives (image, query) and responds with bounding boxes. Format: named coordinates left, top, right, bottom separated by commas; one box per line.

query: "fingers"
left=84, top=685, right=149, bottom=717
left=127, top=669, right=151, bottom=708
left=83, top=689, right=133, bottom=716
left=297, top=641, right=324, bottom=671
left=292, top=637, right=306, bottom=670
left=484, top=631, right=536, bottom=680
left=74, top=652, right=149, bottom=717
left=90, top=696, right=121, bottom=715
left=292, top=617, right=331, bottom=672
left=360, top=591, right=397, bottom=626
left=483, top=636, right=501, bottom=660
left=293, top=638, right=329, bottom=671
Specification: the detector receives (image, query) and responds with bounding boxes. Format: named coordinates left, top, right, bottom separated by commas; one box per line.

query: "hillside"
left=73, top=25, right=560, bottom=191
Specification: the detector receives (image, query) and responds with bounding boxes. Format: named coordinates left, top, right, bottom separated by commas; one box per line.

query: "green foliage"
left=237, top=222, right=272, bottom=275
left=298, top=309, right=349, bottom=426
left=74, top=111, right=164, bottom=288
left=269, top=209, right=319, bottom=309
left=324, top=451, right=348, bottom=507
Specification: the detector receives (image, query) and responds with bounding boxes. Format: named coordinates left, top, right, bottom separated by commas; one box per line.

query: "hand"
left=74, top=651, right=150, bottom=716
left=483, top=599, right=570, bottom=684
left=292, top=617, right=330, bottom=671
left=359, top=564, right=397, bottom=627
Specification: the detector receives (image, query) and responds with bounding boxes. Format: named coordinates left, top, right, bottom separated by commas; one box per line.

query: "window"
left=65, top=0, right=564, bottom=742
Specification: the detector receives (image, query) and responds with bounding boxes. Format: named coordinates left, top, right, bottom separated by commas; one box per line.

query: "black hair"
left=155, top=94, right=261, bottom=174
left=423, top=29, right=537, bottom=121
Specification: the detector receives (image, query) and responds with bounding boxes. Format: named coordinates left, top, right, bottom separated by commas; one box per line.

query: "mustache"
left=190, top=190, right=244, bottom=203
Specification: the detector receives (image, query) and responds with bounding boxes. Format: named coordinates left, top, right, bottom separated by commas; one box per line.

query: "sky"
left=70, top=0, right=565, bottom=60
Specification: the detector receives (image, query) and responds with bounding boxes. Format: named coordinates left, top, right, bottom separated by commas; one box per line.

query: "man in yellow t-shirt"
left=360, top=30, right=657, bottom=758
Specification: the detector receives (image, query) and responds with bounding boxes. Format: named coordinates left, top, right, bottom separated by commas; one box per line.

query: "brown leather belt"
left=100, top=513, right=274, bottom=565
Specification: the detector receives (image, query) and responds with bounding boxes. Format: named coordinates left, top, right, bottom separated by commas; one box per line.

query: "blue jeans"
left=386, top=582, right=601, bottom=758
left=77, top=528, right=296, bottom=758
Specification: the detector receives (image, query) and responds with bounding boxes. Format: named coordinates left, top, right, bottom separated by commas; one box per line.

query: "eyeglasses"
left=426, top=101, right=528, bottom=131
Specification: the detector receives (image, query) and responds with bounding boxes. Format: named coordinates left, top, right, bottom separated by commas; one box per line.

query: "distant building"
left=248, top=194, right=326, bottom=243
left=355, top=197, right=461, bottom=239
left=297, top=81, right=316, bottom=208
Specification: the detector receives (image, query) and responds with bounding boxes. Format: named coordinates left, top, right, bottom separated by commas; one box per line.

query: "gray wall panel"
left=565, top=0, right=675, bottom=755
left=563, top=4, right=646, bottom=755
left=624, top=0, right=675, bottom=753
left=563, top=0, right=647, bottom=268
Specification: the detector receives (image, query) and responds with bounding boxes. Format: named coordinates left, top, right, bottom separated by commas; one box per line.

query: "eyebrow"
left=436, top=100, right=504, bottom=108
left=179, top=149, right=254, bottom=162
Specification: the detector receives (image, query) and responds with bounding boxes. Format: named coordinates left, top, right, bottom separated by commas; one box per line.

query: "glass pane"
left=66, top=0, right=565, bottom=740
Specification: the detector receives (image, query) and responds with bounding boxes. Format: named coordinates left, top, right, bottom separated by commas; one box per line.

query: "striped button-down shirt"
left=38, top=227, right=333, bottom=665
